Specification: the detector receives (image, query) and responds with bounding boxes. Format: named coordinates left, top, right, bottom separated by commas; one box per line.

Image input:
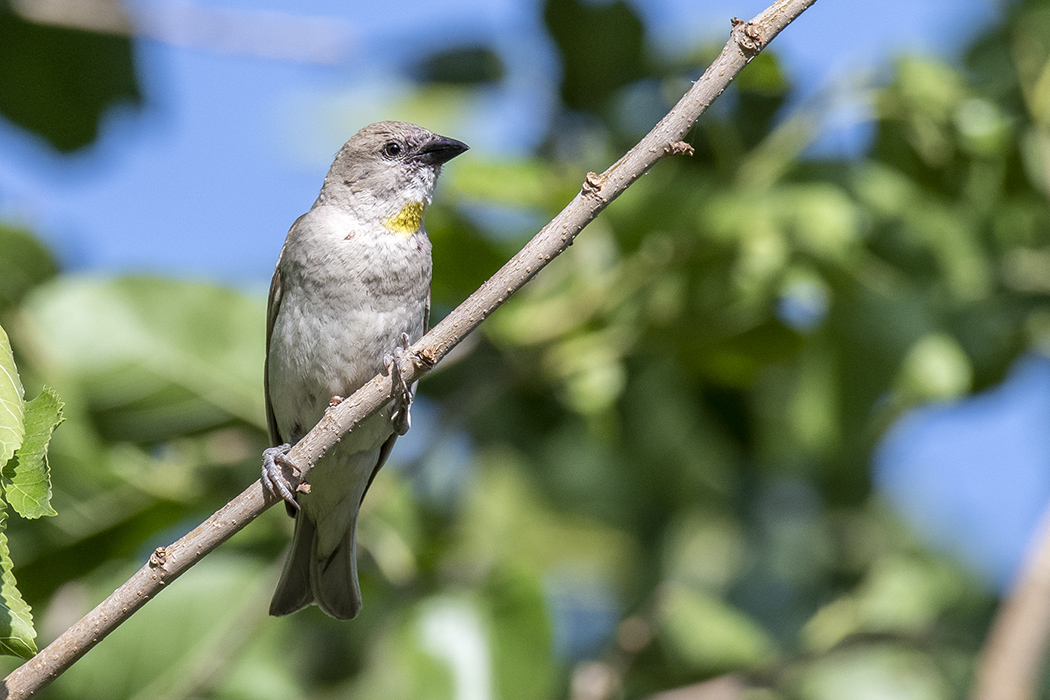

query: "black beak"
left=415, top=135, right=469, bottom=166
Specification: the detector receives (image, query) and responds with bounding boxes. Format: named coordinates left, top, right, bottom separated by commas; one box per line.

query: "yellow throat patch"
left=383, top=201, right=425, bottom=236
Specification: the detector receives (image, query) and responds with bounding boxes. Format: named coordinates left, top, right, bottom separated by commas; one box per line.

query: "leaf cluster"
left=0, top=324, right=63, bottom=659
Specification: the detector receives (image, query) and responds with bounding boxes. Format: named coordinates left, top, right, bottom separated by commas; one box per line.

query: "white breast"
left=267, top=205, right=431, bottom=448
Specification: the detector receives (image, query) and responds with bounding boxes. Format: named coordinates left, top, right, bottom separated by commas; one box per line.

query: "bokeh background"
left=1, top=0, right=1046, bottom=697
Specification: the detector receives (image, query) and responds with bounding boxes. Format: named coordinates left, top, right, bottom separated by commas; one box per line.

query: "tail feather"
left=314, top=522, right=362, bottom=620
left=269, top=513, right=317, bottom=616
left=269, top=511, right=363, bottom=620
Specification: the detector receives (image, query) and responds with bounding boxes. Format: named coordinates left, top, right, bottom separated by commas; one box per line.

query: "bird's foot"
left=384, top=332, right=415, bottom=436
left=261, top=443, right=301, bottom=510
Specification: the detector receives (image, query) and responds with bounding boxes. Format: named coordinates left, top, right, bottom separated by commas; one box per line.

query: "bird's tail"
left=269, top=510, right=363, bottom=620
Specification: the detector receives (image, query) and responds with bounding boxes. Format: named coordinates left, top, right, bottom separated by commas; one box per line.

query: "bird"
left=262, top=121, right=468, bottom=619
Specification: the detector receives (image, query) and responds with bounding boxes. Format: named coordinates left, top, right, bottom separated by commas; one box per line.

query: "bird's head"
left=319, top=121, right=469, bottom=234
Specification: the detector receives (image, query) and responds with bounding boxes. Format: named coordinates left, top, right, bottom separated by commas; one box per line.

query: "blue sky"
left=876, top=357, right=1050, bottom=589
left=4, top=0, right=1042, bottom=591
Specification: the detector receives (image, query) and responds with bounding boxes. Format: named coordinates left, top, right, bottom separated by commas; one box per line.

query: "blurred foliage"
left=0, top=3, right=140, bottom=151
left=0, top=224, right=57, bottom=315
left=543, top=0, right=646, bottom=115
left=3, top=0, right=1050, bottom=698
left=414, top=45, right=505, bottom=85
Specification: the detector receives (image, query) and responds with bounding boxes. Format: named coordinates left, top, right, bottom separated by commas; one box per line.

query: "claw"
left=262, top=443, right=301, bottom=511
left=385, top=332, right=414, bottom=436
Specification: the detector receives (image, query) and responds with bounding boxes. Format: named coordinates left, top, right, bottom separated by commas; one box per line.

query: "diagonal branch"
left=972, top=499, right=1050, bottom=700
left=1, top=0, right=818, bottom=695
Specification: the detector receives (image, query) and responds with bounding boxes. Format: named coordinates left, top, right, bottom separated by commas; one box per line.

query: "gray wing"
left=264, top=257, right=284, bottom=447
left=423, top=293, right=430, bottom=336
left=265, top=215, right=306, bottom=447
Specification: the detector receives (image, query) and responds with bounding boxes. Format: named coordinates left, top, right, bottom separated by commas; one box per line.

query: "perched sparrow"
left=263, top=121, right=467, bottom=619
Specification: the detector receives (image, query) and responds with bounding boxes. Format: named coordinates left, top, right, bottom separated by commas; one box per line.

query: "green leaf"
left=802, top=555, right=969, bottom=654
left=414, top=45, right=504, bottom=85
left=0, top=325, right=25, bottom=470
left=796, top=646, right=949, bottom=700
left=543, top=0, right=646, bottom=114
left=52, top=555, right=281, bottom=699
left=657, top=583, right=776, bottom=673
left=0, top=224, right=58, bottom=314
left=0, top=7, right=141, bottom=152
left=0, top=507, right=36, bottom=659
left=4, top=387, right=63, bottom=519
left=21, top=275, right=266, bottom=441
left=487, top=573, right=554, bottom=700
left=895, top=333, right=972, bottom=403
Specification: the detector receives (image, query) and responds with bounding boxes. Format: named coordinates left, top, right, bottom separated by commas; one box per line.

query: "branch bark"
left=972, top=499, right=1050, bottom=700
left=1, top=0, right=818, bottom=695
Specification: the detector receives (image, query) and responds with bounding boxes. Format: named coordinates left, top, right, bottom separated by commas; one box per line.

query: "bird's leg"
left=384, top=332, right=415, bottom=436
left=261, top=443, right=302, bottom=510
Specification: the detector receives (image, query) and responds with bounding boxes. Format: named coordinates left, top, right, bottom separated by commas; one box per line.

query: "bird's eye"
left=382, top=141, right=402, bottom=158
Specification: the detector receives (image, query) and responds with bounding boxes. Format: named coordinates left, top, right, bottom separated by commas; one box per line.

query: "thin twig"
left=972, top=500, right=1050, bottom=700
left=1, top=0, right=818, bottom=695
